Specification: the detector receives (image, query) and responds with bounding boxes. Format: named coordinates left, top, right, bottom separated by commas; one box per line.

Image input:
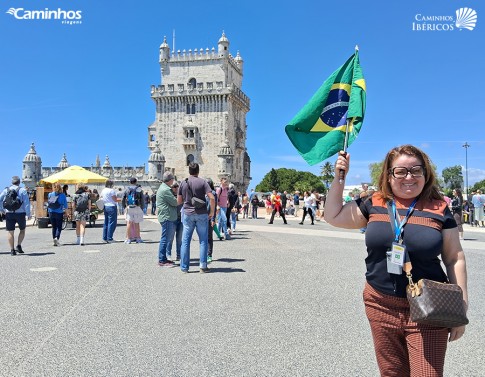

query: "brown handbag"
left=404, top=261, right=469, bottom=328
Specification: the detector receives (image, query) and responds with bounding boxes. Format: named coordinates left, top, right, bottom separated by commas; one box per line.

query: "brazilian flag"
left=285, top=50, right=366, bottom=165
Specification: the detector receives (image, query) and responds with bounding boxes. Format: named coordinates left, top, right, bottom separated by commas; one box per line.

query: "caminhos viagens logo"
left=6, top=7, right=82, bottom=25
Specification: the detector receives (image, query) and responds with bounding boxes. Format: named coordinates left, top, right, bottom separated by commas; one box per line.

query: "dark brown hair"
left=378, top=145, right=442, bottom=202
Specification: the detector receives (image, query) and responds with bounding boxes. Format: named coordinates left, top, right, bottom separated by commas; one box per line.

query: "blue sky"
left=1, top=0, right=484, bottom=190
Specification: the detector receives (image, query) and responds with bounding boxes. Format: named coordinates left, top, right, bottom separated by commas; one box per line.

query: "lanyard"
left=391, top=198, right=418, bottom=243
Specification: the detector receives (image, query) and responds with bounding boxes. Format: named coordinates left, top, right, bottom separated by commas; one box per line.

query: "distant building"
left=21, top=142, right=164, bottom=192
left=21, top=32, right=251, bottom=192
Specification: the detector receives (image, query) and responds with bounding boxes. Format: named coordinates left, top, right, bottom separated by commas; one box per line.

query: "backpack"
left=228, top=190, right=238, bottom=207
left=47, top=193, right=61, bottom=210
left=3, top=187, right=22, bottom=211
left=75, top=193, right=89, bottom=212
left=251, top=196, right=259, bottom=206
left=126, top=187, right=139, bottom=207
left=185, top=178, right=207, bottom=209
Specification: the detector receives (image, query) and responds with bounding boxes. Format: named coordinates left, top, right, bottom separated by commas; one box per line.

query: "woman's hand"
left=449, top=325, right=466, bottom=342
left=334, top=151, right=350, bottom=177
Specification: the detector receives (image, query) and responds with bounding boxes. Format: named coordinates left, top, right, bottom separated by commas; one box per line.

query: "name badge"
left=391, top=243, right=406, bottom=267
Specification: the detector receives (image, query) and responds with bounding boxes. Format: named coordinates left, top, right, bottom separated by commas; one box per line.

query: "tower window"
left=186, top=154, right=195, bottom=166
left=186, top=104, right=196, bottom=114
left=157, top=164, right=162, bottom=173
left=150, top=134, right=155, bottom=142
left=188, top=78, right=197, bottom=90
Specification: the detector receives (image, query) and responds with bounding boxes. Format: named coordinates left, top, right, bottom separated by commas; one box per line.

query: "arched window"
left=150, top=134, right=155, bottom=142
left=186, top=104, right=191, bottom=114
left=188, top=78, right=196, bottom=89
left=186, top=154, right=195, bottom=166
left=191, top=104, right=196, bottom=114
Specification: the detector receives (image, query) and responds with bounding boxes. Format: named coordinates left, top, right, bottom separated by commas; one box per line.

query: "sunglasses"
left=389, top=165, right=426, bottom=179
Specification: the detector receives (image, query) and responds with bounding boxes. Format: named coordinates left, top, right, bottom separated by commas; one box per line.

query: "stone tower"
left=22, top=142, right=42, bottom=188
left=149, top=32, right=251, bottom=191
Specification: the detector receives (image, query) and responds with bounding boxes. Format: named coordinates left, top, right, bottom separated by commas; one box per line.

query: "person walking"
left=250, top=193, right=259, bottom=219
left=177, top=163, right=215, bottom=273
left=100, top=179, right=118, bottom=243
left=116, top=188, right=124, bottom=215
left=325, top=145, right=468, bottom=376
left=73, top=183, right=91, bottom=246
left=150, top=192, right=157, bottom=216
left=156, top=172, right=178, bottom=267
left=293, top=191, right=300, bottom=217
left=299, top=191, right=314, bottom=225
left=241, top=193, right=249, bottom=219
left=471, top=190, right=485, bottom=227
left=47, top=182, right=68, bottom=246
left=0, top=176, right=31, bottom=255
left=206, top=178, right=217, bottom=263
left=123, top=178, right=145, bottom=244
left=227, top=183, right=238, bottom=233
left=281, top=191, right=288, bottom=215
left=268, top=190, right=287, bottom=224
left=451, top=188, right=464, bottom=240
left=216, top=177, right=230, bottom=240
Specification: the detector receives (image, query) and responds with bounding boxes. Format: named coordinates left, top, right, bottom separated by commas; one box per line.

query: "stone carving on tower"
left=149, top=32, right=251, bottom=191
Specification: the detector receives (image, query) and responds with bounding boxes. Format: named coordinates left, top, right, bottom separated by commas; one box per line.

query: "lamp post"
left=463, top=142, right=470, bottom=199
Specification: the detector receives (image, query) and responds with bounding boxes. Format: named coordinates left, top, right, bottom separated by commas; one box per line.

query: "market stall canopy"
left=39, top=165, right=108, bottom=184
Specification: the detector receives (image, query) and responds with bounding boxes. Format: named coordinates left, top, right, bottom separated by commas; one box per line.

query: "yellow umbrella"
left=40, top=165, right=109, bottom=184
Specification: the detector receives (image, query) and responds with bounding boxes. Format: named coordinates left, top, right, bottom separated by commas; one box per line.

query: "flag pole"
left=338, top=45, right=359, bottom=184
left=338, top=118, right=351, bottom=184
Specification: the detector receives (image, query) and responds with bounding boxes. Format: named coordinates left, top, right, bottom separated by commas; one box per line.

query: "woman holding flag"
left=324, top=145, right=468, bottom=377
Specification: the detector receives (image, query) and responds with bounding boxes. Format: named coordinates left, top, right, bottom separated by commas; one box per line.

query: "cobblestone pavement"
left=0, top=212, right=483, bottom=376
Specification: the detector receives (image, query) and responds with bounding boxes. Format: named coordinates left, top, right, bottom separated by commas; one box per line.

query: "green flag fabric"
left=285, top=50, right=366, bottom=166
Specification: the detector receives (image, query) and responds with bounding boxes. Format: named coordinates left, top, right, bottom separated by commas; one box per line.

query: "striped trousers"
left=363, top=283, right=449, bottom=377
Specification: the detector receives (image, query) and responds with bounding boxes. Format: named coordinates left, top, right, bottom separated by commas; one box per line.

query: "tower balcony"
left=182, top=138, right=197, bottom=150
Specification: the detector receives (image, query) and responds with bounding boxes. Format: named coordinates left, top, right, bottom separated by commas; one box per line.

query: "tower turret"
left=22, top=142, right=42, bottom=188
left=234, top=50, right=243, bottom=72
left=102, top=155, right=113, bottom=176
left=57, top=153, right=69, bottom=169
left=148, top=142, right=166, bottom=181
left=218, top=32, right=230, bottom=58
left=159, top=36, right=170, bottom=62
left=217, top=140, right=234, bottom=179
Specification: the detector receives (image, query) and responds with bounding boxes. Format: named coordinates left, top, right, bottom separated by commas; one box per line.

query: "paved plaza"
left=1, top=211, right=484, bottom=376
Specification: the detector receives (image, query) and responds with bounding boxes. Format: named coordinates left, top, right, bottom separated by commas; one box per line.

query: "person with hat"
left=156, top=171, right=178, bottom=267
left=0, top=176, right=31, bottom=255
left=166, top=180, right=183, bottom=262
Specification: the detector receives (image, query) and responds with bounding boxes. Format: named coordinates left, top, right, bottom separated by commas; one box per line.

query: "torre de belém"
left=22, top=32, right=251, bottom=192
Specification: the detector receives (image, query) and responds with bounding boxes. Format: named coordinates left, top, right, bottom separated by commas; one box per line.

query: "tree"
left=320, top=162, right=334, bottom=189
left=256, top=168, right=325, bottom=193
left=470, top=179, right=485, bottom=193
left=268, top=168, right=279, bottom=191
left=442, top=165, right=463, bottom=189
left=369, top=162, right=383, bottom=188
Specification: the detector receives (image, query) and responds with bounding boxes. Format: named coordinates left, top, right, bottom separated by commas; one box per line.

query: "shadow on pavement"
left=24, top=252, right=56, bottom=257
left=216, top=258, right=245, bottom=263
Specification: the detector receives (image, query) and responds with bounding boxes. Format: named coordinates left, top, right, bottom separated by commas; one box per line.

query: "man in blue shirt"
left=0, top=176, right=31, bottom=255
